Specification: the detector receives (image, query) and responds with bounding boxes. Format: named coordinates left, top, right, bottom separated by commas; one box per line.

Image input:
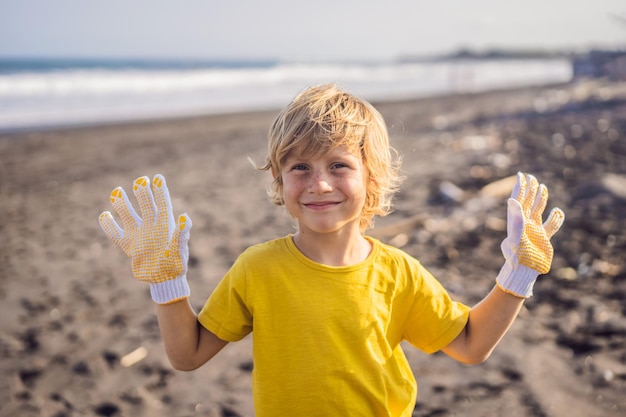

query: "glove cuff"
left=496, top=261, right=540, bottom=298
left=149, top=275, right=190, bottom=305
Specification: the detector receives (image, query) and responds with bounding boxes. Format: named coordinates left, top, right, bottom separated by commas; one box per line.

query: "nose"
left=309, top=170, right=332, bottom=193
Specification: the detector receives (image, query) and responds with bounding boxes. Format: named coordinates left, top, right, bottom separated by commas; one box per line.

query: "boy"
left=98, top=84, right=564, bottom=416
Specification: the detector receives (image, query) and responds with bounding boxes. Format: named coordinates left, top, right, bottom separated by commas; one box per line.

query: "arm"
left=442, top=286, right=523, bottom=364
left=444, top=173, right=564, bottom=364
left=156, top=300, right=228, bottom=371
left=99, top=175, right=227, bottom=369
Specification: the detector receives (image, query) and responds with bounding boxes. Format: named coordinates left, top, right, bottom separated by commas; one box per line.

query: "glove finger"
left=133, top=176, right=157, bottom=226
left=506, top=198, right=525, bottom=242
left=522, top=174, right=539, bottom=218
left=172, top=213, right=192, bottom=250
left=543, top=207, right=565, bottom=238
left=510, top=172, right=526, bottom=202
left=166, top=214, right=192, bottom=266
left=530, top=183, right=548, bottom=223
left=98, top=211, right=127, bottom=251
left=109, top=186, right=141, bottom=232
left=98, top=210, right=122, bottom=241
left=152, top=174, right=175, bottom=238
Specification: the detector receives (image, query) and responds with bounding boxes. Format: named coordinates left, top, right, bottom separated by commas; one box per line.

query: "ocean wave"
left=0, top=60, right=572, bottom=131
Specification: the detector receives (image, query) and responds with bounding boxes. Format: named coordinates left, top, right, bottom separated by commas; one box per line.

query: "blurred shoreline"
left=0, top=57, right=572, bottom=133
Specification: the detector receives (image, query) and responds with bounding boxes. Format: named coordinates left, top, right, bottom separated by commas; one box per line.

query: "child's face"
left=279, top=145, right=368, bottom=237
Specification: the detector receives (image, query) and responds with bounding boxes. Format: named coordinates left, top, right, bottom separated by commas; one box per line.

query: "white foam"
left=0, top=60, right=572, bottom=131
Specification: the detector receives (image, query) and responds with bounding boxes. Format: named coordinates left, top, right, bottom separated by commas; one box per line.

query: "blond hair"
left=258, top=84, right=403, bottom=231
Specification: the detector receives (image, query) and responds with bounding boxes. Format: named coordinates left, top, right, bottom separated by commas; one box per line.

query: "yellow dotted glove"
left=98, top=174, right=192, bottom=304
left=496, top=172, right=565, bottom=298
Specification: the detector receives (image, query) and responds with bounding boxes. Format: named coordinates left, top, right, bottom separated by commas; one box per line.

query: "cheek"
left=282, top=176, right=305, bottom=198
left=343, top=178, right=368, bottom=201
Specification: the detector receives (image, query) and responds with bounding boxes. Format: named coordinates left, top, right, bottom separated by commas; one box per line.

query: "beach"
left=1, top=80, right=625, bottom=416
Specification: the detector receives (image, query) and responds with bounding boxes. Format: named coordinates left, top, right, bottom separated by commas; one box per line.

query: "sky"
left=1, top=0, right=625, bottom=61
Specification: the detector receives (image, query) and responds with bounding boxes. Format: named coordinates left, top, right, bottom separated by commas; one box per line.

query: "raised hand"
left=496, top=172, right=565, bottom=298
left=99, top=174, right=192, bottom=304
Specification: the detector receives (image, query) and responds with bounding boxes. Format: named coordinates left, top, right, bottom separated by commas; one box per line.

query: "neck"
left=292, top=228, right=371, bottom=266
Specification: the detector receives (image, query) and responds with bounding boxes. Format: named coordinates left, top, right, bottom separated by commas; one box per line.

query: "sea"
left=0, top=57, right=573, bottom=132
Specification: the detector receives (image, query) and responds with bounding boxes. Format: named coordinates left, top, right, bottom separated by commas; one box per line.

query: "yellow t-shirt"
left=199, top=236, right=469, bottom=417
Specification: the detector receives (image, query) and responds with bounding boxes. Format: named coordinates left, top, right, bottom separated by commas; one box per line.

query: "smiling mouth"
left=304, top=202, right=339, bottom=209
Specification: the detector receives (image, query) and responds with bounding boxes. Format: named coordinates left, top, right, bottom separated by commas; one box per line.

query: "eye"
left=291, top=163, right=308, bottom=171
left=331, top=162, right=349, bottom=170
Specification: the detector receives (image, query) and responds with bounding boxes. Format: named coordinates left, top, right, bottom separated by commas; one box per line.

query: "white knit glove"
left=98, top=174, right=192, bottom=304
left=496, top=172, right=565, bottom=298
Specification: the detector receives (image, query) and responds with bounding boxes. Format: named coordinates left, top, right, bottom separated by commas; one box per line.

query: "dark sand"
left=1, top=80, right=625, bottom=416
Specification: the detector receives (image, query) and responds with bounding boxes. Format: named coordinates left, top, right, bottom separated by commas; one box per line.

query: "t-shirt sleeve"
left=403, top=262, right=470, bottom=354
left=198, top=255, right=253, bottom=342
